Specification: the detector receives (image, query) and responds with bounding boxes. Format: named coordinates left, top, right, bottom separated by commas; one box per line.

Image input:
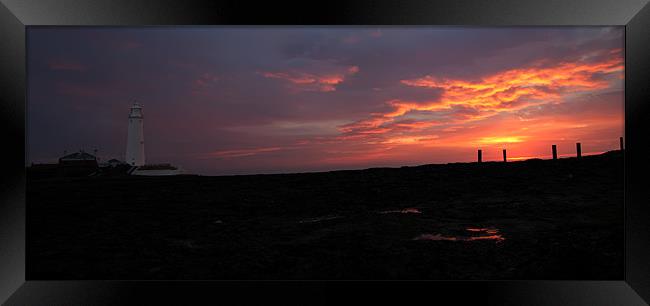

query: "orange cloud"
left=400, top=52, right=622, bottom=113
left=341, top=48, right=623, bottom=140
left=478, top=136, right=527, bottom=145
left=382, top=135, right=439, bottom=145
left=391, top=120, right=440, bottom=130
left=261, top=65, right=359, bottom=92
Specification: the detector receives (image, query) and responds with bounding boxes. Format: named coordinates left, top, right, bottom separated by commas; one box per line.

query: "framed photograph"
left=2, top=0, right=649, bottom=304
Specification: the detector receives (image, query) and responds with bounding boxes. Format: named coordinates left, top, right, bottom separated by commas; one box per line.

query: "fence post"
left=552, top=145, right=557, bottom=160
left=620, top=137, right=624, bottom=151
left=503, top=149, right=507, bottom=162
left=478, top=149, right=482, bottom=163
left=576, top=143, right=582, bottom=158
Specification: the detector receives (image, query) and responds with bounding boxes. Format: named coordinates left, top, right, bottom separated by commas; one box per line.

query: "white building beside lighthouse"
left=126, top=102, right=145, bottom=166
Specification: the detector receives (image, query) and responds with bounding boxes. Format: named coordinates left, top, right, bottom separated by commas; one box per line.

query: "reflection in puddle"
left=414, top=227, right=505, bottom=242
left=466, top=227, right=499, bottom=235
left=379, top=208, right=422, bottom=214
left=299, top=215, right=341, bottom=223
left=413, top=234, right=459, bottom=241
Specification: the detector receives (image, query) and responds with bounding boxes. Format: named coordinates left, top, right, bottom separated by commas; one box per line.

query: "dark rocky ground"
left=27, top=151, right=623, bottom=280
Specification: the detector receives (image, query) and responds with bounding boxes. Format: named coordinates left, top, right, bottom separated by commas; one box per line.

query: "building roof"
left=59, top=150, right=97, bottom=161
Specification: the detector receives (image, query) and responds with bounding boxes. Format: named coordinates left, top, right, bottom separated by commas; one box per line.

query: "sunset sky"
left=27, top=27, right=624, bottom=175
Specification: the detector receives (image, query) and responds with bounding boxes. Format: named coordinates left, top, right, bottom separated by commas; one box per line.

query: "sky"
left=27, top=27, right=624, bottom=175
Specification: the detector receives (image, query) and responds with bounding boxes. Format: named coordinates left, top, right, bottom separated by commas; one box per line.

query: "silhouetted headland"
left=27, top=150, right=623, bottom=280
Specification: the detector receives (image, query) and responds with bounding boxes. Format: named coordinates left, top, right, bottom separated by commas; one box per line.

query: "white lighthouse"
left=126, top=102, right=145, bottom=166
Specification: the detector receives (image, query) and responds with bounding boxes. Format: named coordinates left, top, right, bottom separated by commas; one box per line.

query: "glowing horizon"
left=28, top=27, right=624, bottom=175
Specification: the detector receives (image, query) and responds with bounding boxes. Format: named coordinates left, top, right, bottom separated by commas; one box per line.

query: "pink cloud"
left=190, top=72, right=220, bottom=96
left=342, top=35, right=360, bottom=44
left=48, top=60, right=87, bottom=71
left=56, top=82, right=105, bottom=97
left=112, top=41, right=143, bottom=51
left=369, top=30, right=383, bottom=38
left=203, top=147, right=283, bottom=159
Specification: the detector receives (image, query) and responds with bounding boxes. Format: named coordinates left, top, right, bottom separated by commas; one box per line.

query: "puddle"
left=414, top=227, right=505, bottom=242
left=379, top=208, right=422, bottom=214
left=299, top=215, right=342, bottom=223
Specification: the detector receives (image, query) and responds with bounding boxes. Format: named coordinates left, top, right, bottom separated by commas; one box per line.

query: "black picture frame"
left=1, top=0, right=649, bottom=304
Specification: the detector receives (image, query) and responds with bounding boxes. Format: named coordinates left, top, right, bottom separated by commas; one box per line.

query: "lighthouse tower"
left=126, top=102, right=145, bottom=166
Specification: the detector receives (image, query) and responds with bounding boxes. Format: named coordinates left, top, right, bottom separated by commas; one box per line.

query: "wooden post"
left=503, top=149, right=507, bottom=162
left=552, top=145, right=557, bottom=160
left=478, top=149, right=482, bottom=163
left=576, top=143, right=582, bottom=158
left=620, top=137, right=624, bottom=151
